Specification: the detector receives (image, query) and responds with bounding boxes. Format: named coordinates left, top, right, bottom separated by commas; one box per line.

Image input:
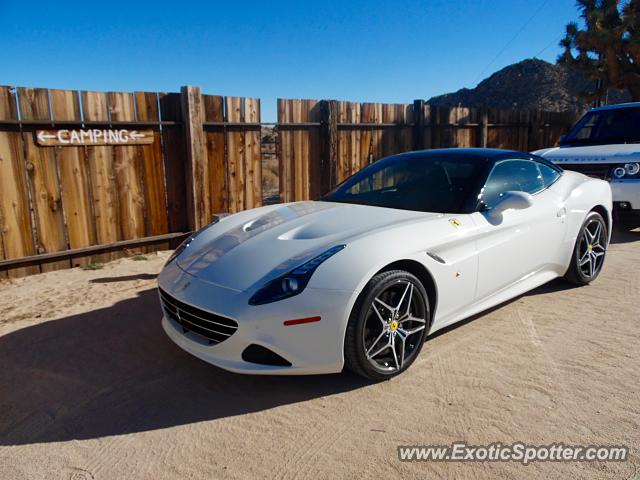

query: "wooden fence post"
left=320, top=100, right=338, bottom=193
left=478, top=109, right=489, bottom=148
left=413, top=99, right=425, bottom=150
left=180, top=86, right=210, bottom=230
left=528, top=110, right=541, bottom=151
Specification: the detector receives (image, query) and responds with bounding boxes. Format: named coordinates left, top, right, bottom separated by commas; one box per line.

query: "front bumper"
left=611, top=179, right=640, bottom=210
left=158, top=260, right=357, bottom=375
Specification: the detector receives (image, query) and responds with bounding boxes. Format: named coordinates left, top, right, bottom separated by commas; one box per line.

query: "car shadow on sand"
left=610, top=227, right=640, bottom=245
left=0, top=288, right=370, bottom=446
left=2, top=225, right=635, bottom=447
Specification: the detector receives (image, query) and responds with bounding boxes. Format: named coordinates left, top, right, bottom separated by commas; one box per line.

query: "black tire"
left=564, top=211, right=608, bottom=285
left=344, top=270, right=430, bottom=381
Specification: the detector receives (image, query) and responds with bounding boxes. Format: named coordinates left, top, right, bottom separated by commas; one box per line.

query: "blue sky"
left=1, top=0, right=579, bottom=121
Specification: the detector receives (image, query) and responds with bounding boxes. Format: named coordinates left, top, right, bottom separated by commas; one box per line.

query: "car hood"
left=175, top=201, right=438, bottom=291
left=534, top=144, right=640, bottom=164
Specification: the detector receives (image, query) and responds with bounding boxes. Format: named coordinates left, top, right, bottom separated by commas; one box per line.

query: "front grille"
left=159, top=288, right=238, bottom=345
left=560, top=163, right=611, bottom=179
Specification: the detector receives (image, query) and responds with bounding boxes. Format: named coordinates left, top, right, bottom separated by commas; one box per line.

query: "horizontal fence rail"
left=0, top=85, right=580, bottom=278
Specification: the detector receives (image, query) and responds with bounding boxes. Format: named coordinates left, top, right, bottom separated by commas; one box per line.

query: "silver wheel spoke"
left=366, top=330, right=388, bottom=357
left=397, top=334, right=405, bottom=369
left=367, top=338, right=391, bottom=360
left=398, top=325, right=426, bottom=337
left=398, top=315, right=426, bottom=325
left=396, top=281, right=413, bottom=314
left=390, top=335, right=400, bottom=370
left=374, top=297, right=395, bottom=314
left=579, top=252, right=590, bottom=266
left=371, top=303, right=388, bottom=327
left=593, top=222, right=601, bottom=242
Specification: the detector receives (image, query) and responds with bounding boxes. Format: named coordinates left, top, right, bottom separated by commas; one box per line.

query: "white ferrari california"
left=158, top=148, right=612, bottom=380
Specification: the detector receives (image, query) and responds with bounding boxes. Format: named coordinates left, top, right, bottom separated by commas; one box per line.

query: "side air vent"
left=242, top=344, right=292, bottom=367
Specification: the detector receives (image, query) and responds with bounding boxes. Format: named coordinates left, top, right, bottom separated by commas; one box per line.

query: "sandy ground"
left=0, top=230, right=639, bottom=480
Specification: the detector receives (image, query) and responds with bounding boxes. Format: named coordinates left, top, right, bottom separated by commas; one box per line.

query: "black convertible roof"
left=394, top=148, right=526, bottom=160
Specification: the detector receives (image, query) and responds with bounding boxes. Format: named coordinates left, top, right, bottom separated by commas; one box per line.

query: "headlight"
left=248, top=245, right=346, bottom=305
left=625, top=162, right=640, bottom=176
left=611, top=162, right=640, bottom=179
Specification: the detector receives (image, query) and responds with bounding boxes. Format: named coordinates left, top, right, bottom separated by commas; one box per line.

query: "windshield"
left=322, top=153, right=490, bottom=213
left=561, top=107, right=640, bottom=146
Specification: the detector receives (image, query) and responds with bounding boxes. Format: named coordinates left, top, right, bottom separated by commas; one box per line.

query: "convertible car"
left=158, top=148, right=612, bottom=380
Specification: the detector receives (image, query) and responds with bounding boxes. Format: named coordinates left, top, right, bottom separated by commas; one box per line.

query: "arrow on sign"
left=129, top=131, right=145, bottom=139
left=37, top=131, right=56, bottom=143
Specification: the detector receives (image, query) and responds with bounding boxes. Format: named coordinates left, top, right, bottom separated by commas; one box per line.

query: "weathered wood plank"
left=108, top=92, right=145, bottom=241
left=277, top=99, right=291, bottom=203
left=181, top=86, right=210, bottom=228
left=50, top=89, right=81, bottom=121
left=135, top=92, right=168, bottom=241
left=203, top=95, right=227, bottom=213
left=225, top=96, right=244, bottom=212
left=244, top=97, right=262, bottom=209
left=0, top=128, right=38, bottom=276
left=159, top=93, right=187, bottom=235
left=50, top=89, right=95, bottom=267
left=17, top=87, right=50, bottom=122
left=82, top=91, right=119, bottom=262
left=19, top=87, right=70, bottom=272
left=0, top=86, right=18, bottom=121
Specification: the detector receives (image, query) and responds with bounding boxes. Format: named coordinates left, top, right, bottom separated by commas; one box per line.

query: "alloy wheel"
left=577, top=218, right=607, bottom=279
left=362, top=280, right=427, bottom=373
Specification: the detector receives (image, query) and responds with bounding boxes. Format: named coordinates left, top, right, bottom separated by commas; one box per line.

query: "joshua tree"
left=559, top=0, right=640, bottom=102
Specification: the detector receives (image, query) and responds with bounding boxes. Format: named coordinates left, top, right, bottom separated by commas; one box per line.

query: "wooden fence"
left=278, top=99, right=579, bottom=200
left=0, top=85, right=580, bottom=278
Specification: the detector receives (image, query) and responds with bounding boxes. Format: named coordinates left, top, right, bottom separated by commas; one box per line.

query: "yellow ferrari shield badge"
left=449, top=218, right=461, bottom=229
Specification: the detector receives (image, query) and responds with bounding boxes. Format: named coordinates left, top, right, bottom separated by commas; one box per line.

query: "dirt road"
left=1, top=231, right=639, bottom=479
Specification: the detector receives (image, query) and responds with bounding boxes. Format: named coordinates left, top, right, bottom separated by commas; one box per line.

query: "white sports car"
left=158, top=148, right=612, bottom=380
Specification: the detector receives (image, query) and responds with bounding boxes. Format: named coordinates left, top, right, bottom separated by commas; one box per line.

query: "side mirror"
left=492, top=191, right=533, bottom=213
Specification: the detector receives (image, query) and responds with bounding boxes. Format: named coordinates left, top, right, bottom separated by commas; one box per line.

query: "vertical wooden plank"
left=19, top=87, right=70, bottom=272
left=50, top=89, right=81, bottom=121
left=413, top=100, right=425, bottom=150
left=50, top=89, right=95, bottom=267
left=225, top=96, right=245, bottom=212
left=360, top=103, right=374, bottom=169
left=108, top=92, right=146, bottom=240
left=277, top=99, right=291, bottom=203
left=478, top=109, right=489, bottom=148
left=204, top=95, right=227, bottom=213
left=349, top=103, right=361, bottom=176
left=159, top=92, right=188, bottom=235
left=82, top=91, right=120, bottom=262
left=307, top=100, right=323, bottom=199
left=0, top=132, right=38, bottom=277
left=292, top=100, right=304, bottom=200
left=15, top=88, right=50, bottom=122
left=135, top=92, right=168, bottom=236
left=319, top=100, right=338, bottom=195
left=0, top=86, right=38, bottom=277
left=243, top=97, right=262, bottom=209
left=0, top=86, right=18, bottom=121
left=423, top=104, right=432, bottom=149
left=181, top=86, right=210, bottom=228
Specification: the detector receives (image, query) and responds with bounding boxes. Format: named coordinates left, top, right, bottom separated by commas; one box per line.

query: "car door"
left=471, top=158, right=566, bottom=300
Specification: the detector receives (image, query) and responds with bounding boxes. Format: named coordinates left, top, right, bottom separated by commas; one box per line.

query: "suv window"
left=480, top=159, right=544, bottom=208
left=561, top=107, right=640, bottom=146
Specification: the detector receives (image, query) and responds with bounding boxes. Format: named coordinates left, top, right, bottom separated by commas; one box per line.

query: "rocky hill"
left=428, top=58, right=629, bottom=112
